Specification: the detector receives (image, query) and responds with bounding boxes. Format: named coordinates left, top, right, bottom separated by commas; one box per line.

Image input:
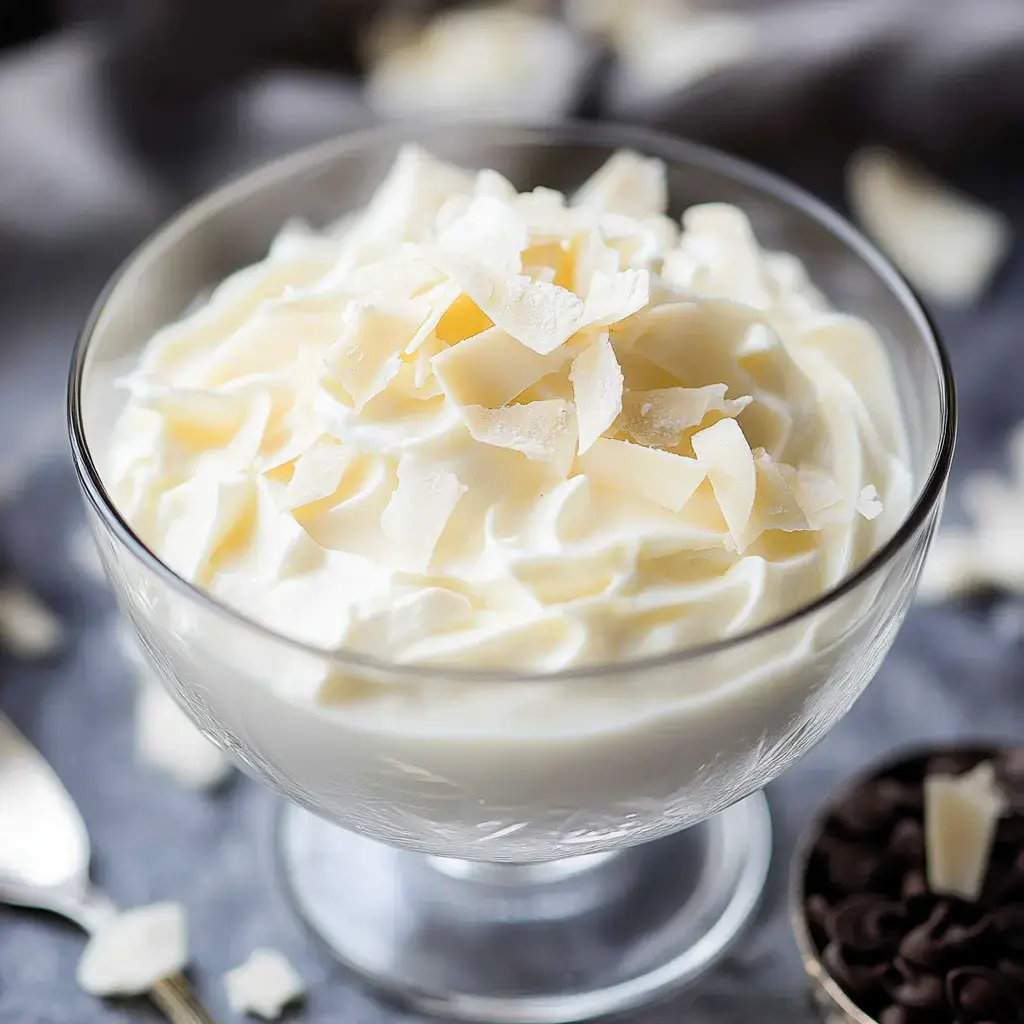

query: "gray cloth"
left=0, top=22, right=1023, bottom=1024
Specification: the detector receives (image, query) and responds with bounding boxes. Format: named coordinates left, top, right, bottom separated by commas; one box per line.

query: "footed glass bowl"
left=69, top=121, right=954, bottom=1022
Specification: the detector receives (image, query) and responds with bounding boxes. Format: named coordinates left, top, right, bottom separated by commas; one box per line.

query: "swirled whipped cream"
left=109, top=146, right=911, bottom=677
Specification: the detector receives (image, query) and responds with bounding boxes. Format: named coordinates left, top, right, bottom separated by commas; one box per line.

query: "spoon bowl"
left=0, top=712, right=216, bottom=1023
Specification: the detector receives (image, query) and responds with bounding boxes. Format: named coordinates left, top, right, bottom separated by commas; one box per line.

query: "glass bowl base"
left=277, top=793, right=772, bottom=1022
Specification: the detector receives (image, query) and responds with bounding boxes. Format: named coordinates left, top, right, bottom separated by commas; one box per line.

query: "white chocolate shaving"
left=431, top=198, right=586, bottom=354
left=335, top=144, right=473, bottom=264
left=570, top=332, right=623, bottom=454
left=925, top=762, right=1007, bottom=902
left=157, top=476, right=255, bottom=582
left=463, top=401, right=577, bottom=473
left=431, top=326, right=577, bottom=408
left=785, top=465, right=847, bottom=530
left=847, top=148, right=1012, bottom=306
left=573, top=149, right=668, bottom=219
left=620, top=385, right=752, bottom=448
left=224, top=948, right=306, bottom=1020
left=855, top=484, right=883, bottom=521
left=323, top=299, right=428, bottom=410
left=281, top=441, right=352, bottom=511
left=436, top=195, right=528, bottom=278
left=77, top=902, right=188, bottom=997
left=577, top=437, right=706, bottom=513
left=748, top=449, right=809, bottom=538
left=462, top=273, right=585, bottom=356
left=381, top=457, right=467, bottom=573
left=692, top=417, right=757, bottom=551
left=582, top=268, right=651, bottom=327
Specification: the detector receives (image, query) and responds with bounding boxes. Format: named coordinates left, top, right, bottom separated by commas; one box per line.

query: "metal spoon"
left=0, top=711, right=217, bottom=1023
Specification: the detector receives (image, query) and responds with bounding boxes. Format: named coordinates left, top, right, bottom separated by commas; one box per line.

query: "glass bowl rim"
left=67, top=117, right=957, bottom=685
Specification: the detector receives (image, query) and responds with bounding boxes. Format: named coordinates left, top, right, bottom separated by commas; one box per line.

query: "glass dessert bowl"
left=68, top=121, right=955, bottom=1022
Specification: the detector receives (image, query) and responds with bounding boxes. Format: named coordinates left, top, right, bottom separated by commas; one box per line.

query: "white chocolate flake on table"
left=105, top=144, right=909, bottom=677
left=570, top=0, right=756, bottom=114
left=224, top=948, right=306, bottom=1020
left=0, top=584, right=64, bottom=658
left=136, top=678, right=232, bottom=791
left=77, top=902, right=188, bottom=997
left=612, top=13, right=757, bottom=110
left=917, top=529, right=986, bottom=603
left=115, top=620, right=233, bottom=791
left=847, top=148, right=1012, bottom=307
left=366, top=5, right=591, bottom=121
left=919, top=421, right=1024, bottom=602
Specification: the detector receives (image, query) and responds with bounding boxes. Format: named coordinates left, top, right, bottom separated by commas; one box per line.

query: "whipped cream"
left=108, top=145, right=911, bottom=682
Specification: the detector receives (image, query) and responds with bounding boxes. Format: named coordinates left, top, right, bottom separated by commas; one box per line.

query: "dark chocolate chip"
left=889, top=818, right=924, bottom=865
left=889, top=970, right=944, bottom=1010
left=997, top=959, right=1024, bottom=990
left=878, top=1006, right=907, bottom=1024
left=942, top=917, right=997, bottom=963
left=877, top=778, right=924, bottom=815
left=902, top=905, right=996, bottom=972
left=947, top=966, right=1022, bottom=1021
left=1000, top=748, right=1024, bottom=787
left=900, top=904, right=952, bottom=969
left=899, top=872, right=938, bottom=926
left=806, top=893, right=829, bottom=928
left=819, top=835, right=885, bottom=895
left=829, top=895, right=904, bottom=957
left=991, top=905, right=1024, bottom=952
left=995, top=814, right=1024, bottom=847
left=832, top=783, right=899, bottom=838
left=822, top=942, right=894, bottom=1001
left=902, top=871, right=929, bottom=900
left=805, top=892, right=830, bottom=948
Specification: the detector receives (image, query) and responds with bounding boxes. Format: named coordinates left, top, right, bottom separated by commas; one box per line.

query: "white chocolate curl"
left=925, top=762, right=1007, bottom=902
left=107, top=145, right=909, bottom=682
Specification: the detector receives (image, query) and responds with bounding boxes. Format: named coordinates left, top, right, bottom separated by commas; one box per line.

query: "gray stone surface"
left=0, top=35, right=1023, bottom=1024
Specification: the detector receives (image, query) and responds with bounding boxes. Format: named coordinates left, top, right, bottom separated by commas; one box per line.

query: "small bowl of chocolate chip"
left=791, top=746, right=1024, bottom=1024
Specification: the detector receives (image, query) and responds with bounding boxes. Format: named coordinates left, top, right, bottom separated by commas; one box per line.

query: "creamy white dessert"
left=101, top=146, right=915, bottom=856
left=109, top=146, right=909, bottom=675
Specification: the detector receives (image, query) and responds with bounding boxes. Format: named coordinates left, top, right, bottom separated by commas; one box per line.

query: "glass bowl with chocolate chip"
left=792, top=746, right=1024, bottom=1024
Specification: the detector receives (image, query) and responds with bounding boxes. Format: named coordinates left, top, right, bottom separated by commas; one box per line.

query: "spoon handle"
left=151, top=973, right=218, bottom=1024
